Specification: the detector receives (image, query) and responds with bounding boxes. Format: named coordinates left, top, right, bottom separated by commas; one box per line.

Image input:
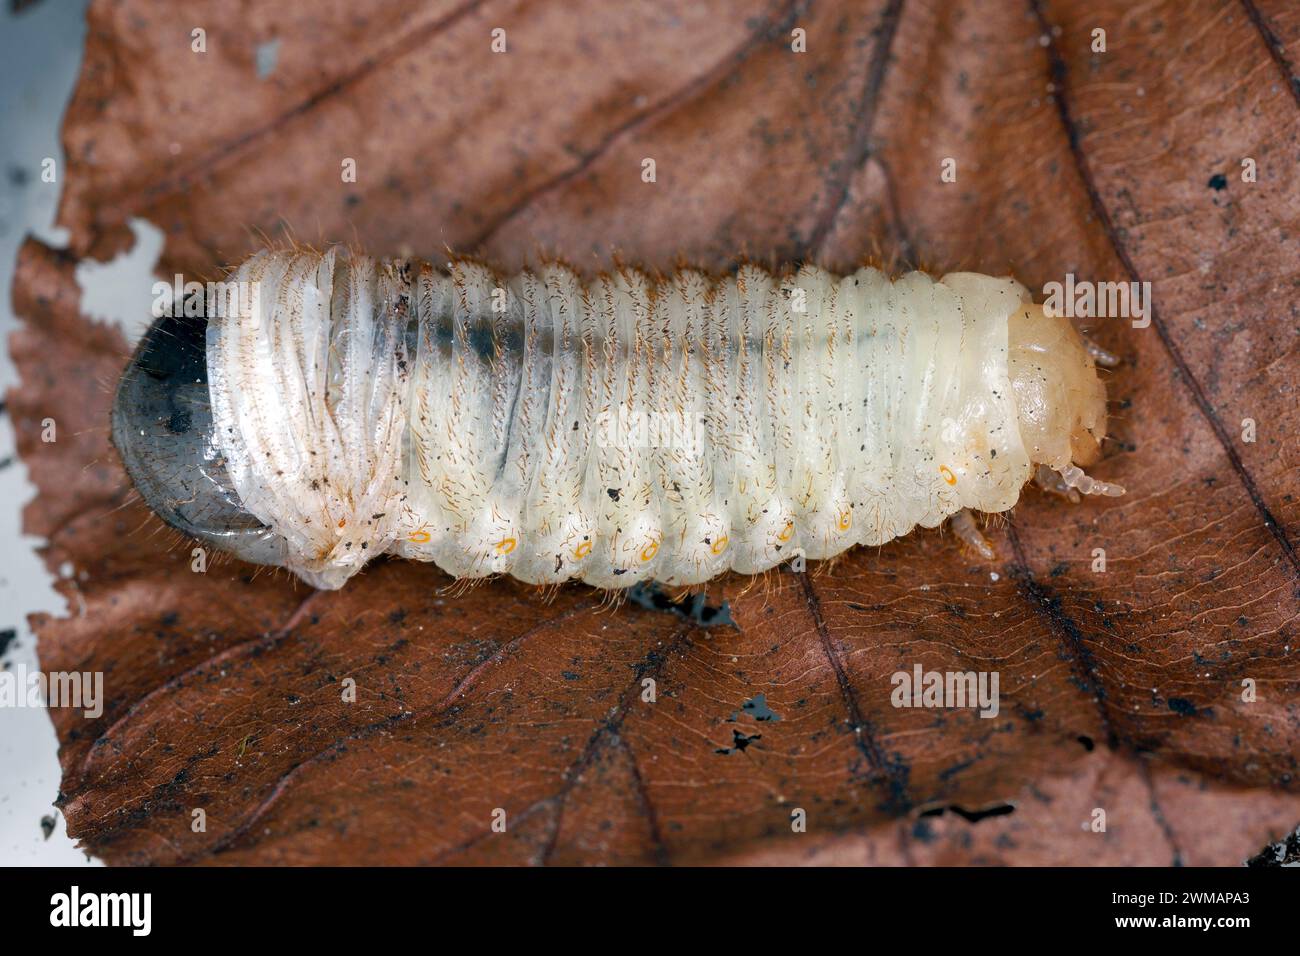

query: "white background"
left=1, top=0, right=161, bottom=866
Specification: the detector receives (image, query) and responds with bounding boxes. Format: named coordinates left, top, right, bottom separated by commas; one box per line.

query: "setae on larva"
left=113, top=246, right=1123, bottom=591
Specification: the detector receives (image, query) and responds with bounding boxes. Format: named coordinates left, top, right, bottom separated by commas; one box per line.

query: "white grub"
left=206, top=247, right=1119, bottom=589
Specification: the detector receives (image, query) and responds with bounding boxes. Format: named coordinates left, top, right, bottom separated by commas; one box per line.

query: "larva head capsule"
left=1007, top=303, right=1117, bottom=485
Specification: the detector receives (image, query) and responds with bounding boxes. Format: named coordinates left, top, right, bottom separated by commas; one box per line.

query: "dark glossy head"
left=111, top=311, right=288, bottom=568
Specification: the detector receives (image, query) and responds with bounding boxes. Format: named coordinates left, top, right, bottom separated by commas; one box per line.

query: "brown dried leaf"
left=10, top=0, right=1300, bottom=865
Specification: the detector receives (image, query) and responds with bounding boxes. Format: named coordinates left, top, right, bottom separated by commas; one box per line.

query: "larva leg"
left=949, top=509, right=995, bottom=561
left=1058, top=464, right=1125, bottom=497
left=1082, top=336, right=1120, bottom=368
left=1034, top=463, right=1081, bottom=503
left=1036, top=461, right=1124, bottom=501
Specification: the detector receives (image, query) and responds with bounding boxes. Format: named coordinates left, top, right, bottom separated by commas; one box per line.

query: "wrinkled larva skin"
left=113, top=246, right=1116, bottom=591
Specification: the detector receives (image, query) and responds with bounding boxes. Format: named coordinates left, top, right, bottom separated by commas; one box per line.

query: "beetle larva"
left=112, top=246, right=1122, bottom=590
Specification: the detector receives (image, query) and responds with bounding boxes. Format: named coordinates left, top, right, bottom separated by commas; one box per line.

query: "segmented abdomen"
left=208, top=248, right=1034, bottom=590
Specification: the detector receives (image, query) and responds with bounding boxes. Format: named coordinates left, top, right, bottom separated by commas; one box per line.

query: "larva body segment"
left=114, top=246, right=1119, bottom=591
